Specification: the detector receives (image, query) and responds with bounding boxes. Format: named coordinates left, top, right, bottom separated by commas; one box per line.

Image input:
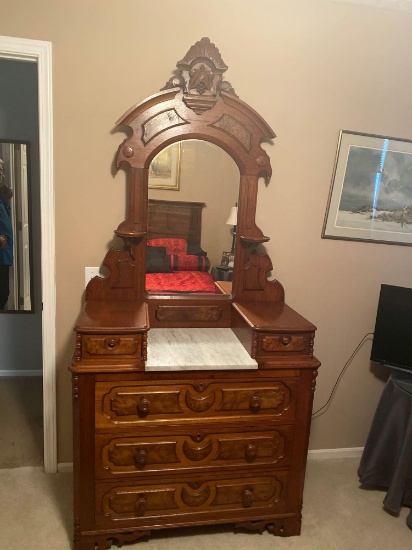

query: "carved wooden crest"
left=163, top=37, right=237, bottom=114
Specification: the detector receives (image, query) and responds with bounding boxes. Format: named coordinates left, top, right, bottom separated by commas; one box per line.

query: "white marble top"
left=145, top=328, right=258, bottom=371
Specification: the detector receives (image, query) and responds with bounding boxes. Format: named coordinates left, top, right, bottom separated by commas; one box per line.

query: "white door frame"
left=0, top=36, right=56, bottom=473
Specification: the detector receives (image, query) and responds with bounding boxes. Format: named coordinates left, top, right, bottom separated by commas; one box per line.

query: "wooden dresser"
left=69, top=38, right=320, bottom=549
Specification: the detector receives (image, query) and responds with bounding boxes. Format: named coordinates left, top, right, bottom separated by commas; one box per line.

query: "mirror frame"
left=0, top=138, right=34, bottom=313
left=86, top=37, right=284, bottom=310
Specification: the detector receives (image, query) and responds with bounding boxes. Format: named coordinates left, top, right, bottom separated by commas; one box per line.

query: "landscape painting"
left=148, top=142, right=181, bottom=190
left=322, top=131, right=412, bottom=246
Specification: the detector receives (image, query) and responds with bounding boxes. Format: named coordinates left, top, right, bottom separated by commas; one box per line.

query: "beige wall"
left=2, top=0, right=412, bottom=462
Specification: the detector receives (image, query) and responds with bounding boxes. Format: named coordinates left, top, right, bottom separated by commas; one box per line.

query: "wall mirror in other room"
left=146, top=139, right=239, bottom=295
left=0, top=139, right=32, bottom=312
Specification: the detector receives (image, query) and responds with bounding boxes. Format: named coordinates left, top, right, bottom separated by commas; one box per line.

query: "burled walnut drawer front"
left=95, top=470, right=289, bottom=527
left=257, top=333, right=311, bottom=357
left=95, top=378, right=298, bottom=428
left=81, top=334, right=142, bottom=360
left=95, top=426, right=293, bottom=478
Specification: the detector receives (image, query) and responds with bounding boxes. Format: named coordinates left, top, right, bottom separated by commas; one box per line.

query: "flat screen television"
left=370, top=284, right=412, bottom=372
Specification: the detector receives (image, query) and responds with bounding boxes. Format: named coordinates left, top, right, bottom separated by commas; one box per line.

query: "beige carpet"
left=0, top=458, right=410, bottom=549
left=0, top=376, right=43, bottom=468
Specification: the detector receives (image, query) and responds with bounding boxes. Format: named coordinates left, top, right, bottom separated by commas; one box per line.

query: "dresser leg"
left=75, top=531, right=152, bottom=549
left=267, top=516, right=301, bottom=537
left=236, top=516, right=301, bottom=537
left=74, top=534, right=95, bottom=550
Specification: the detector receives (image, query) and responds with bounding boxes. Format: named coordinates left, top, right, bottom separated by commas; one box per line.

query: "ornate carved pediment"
left=162, top=37, right=237, bottom=114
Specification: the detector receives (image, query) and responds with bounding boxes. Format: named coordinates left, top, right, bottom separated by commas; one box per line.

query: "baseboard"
left=0, top=370, right=42, bottom=377
left=57, top=462, right=73, bottom=473
left=57, top=448, right=363, bottom=473
left=308, top=447, right=364, bottom=459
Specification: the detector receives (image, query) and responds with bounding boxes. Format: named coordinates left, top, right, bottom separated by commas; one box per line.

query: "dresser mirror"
left=86, top=36, right=285, bottom=308
left=0, top=139, right=32, bottom=312
left=147, top=139, right=239, bottom=293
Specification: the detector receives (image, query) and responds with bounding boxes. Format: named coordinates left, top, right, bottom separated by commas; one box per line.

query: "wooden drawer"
left=95, top=378, right=298, bottom=429
left=81, top=334, right=142, bottom=360
left=95, top=470, right=289, bottom=528
left=257, top=333, right=311, bottom=357
left=95, top=425, right=294, bottom=478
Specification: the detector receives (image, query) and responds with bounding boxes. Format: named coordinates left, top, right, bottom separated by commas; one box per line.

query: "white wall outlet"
left=85, top=267, right=101, bottom=288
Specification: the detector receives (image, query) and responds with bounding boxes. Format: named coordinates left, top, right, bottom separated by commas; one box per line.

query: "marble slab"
left=145, top=328, right=258, bottom=371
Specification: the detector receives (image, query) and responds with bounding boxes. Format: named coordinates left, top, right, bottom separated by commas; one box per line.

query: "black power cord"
left=312, top=332, right=374, bottom=416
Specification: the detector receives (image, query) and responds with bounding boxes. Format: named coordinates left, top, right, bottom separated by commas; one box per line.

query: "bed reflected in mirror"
left=0, top=140, right=32, bottom=312
left=146, top=140, right=239, bottom=295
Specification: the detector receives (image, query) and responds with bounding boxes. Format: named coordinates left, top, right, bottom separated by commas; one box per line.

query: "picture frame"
left=322, top=130, right=412, bottom=246
left=221, top=251, right=234, bottom=268
left=148, top=142, right=181, bottom=190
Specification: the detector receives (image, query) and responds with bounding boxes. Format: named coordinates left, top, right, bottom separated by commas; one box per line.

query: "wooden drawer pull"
left=242, top=489, right=254, bottom=508
left=245, top=442, right=257, bottom=460
left=137, top=398, right=151, bottom=415
left=249, top=395, right=261, bottom=412
left=106, top=338, right=118, bottom=349
left=135, top=496, right=147, bottom=516
left=135, top=448, right=148, bottom=467
left=281, top=336, right=291, bottom=346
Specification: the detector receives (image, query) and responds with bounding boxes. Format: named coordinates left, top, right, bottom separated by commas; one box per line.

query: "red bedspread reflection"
left=146, top=271, right=216, bottom=294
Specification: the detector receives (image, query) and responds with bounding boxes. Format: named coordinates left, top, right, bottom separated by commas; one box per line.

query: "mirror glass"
left=0, top=140, right=32, bottom=311
left=146, top=140, right=239, bottom=294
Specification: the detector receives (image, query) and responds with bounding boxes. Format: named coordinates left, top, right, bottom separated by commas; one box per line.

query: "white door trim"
left=0, top=36, right=56, bottom=473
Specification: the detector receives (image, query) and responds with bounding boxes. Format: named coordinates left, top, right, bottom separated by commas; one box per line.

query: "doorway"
left=0, top=36, right=56, bottom=473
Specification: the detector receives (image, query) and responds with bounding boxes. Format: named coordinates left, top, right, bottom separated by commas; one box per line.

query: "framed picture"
left=221, top=251, right=234, bottom=267
left=322, top=130, right=412, bottom=246
left=148, top=142, right=181, bottom=190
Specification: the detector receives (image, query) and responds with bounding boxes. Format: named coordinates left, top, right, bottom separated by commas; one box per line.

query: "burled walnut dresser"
left=69, top=38, right=320, bottom=550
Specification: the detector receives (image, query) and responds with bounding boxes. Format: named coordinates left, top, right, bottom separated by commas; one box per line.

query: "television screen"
left=370, top=284, right=412, bottom=372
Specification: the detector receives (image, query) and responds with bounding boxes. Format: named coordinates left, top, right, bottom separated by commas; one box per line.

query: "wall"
left=0, top=58, right=42, bottom=374
left=1, top=0, right=412, bottom=461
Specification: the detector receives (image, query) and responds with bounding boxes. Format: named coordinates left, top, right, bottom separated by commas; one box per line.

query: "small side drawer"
left=258, top=333, right=311, bottom=357
left=82, top=334, right=142, bottom=359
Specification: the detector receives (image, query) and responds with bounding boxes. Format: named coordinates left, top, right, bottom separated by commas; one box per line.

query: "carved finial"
left=178, top=37, right=228, bottom=72
left=162, top=37, right=237, bottom=114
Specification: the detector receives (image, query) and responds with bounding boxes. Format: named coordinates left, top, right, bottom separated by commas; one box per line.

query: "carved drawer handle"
left=135, top=496, right=147, bottom=516
left=245, top=442, right=257, bottom=460
left=249, top=395, right=261, bottom=412
left=137, top=398, right=151, bottom=415
left=135, top=448, right=148, bottom=467
left=106, top=338, right=118, bottom=349
left=281, top=336, right=291, bottom=346
left=242, top=489, right=254, bottom=508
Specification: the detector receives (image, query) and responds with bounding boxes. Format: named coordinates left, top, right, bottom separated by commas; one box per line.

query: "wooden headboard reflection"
left=148, top=199, right=206, bottom=244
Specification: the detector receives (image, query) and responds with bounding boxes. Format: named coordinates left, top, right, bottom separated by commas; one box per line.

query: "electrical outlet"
left=85, top=267, right=101, bottom=288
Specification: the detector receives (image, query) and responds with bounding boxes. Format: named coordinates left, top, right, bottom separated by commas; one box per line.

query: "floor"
left=0, top=376, right=43, bottom=469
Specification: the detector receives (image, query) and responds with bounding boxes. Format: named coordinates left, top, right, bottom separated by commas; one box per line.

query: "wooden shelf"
left=114, top=230, right=146, bottom=239
left=240, top=235, right=270, bottom=244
